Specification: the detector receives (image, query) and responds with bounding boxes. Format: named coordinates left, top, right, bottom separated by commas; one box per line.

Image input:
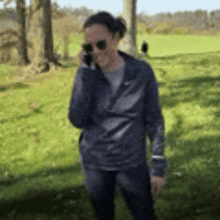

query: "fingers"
left=79, top=49, right=87, bottom=66
left=151, top=180, right=165, bottom=196
left=155, top=184, right=161, bottom=195
left=151, top=182, right=157, bottom=197
left=80, top=43, right=92, bottom=65
left=79, top=48, right=86, bottom=59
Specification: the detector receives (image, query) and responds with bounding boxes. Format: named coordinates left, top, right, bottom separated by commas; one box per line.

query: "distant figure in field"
left=141, top=40, right=149, bottom=56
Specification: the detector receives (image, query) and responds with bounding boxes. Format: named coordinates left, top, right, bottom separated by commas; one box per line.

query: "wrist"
left=151, top=155, right=165, bottom=159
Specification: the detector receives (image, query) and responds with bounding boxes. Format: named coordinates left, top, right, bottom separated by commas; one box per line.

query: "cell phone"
left=82, top=51, right=100, bottom=70
left=83, top=53, right=93, bottom=67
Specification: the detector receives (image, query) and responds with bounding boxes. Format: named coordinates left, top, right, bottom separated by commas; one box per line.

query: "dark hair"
left=83, top=11, right=127, bottom=40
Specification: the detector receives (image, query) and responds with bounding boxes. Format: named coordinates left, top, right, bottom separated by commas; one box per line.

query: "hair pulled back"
left=83, top=11, right=127, bottom=40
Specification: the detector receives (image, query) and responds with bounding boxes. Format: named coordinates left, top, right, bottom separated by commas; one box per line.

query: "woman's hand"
left=150, top=176, right=166, bottom=196
left=79, top=48, right=89, bottom=67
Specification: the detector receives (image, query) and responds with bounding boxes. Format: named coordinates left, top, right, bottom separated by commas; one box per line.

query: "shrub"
left=153, top=21, right=178, bottom=35
left=137, top=22, right=147, bottom=35
left=52, top=15, right=83, bottom=59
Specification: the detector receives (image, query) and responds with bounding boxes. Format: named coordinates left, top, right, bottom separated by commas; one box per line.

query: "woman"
left=68, top=11, right=167, bottom=220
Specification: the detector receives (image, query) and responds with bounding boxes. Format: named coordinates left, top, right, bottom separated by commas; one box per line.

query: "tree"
left=209, top=10, right=220, bottom=30
left=24, top=0, right=62, bottom=76
left=16, top=0, right=30, bottom=65
left=3, top=0, right=14, bottom=8
left=120, top=0, right=137, bottom=56
left=155, top=12, right=172, bottom=22
left=194, top=10, right=208, bottom=30
left=51, top=1, right=66, bottom=19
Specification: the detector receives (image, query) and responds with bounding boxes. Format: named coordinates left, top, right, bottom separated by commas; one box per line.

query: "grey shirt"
left=102, top=65, right=125, bottom=96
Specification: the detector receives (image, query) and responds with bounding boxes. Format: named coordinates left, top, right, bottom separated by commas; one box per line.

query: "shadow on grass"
left=1, top=143, right=219, bottom=220
left=0, top=162, right=132, bottom=220
left=160, top=76, right=220, bottom=109
left=0, top=111, right=43, bottom=124
left=0, top=82, right=30, bottom=92
left=0, top=163, right=96, bottom=220
left=59, top=60, right=79, bottom=69
left=1, top=185, right=93, bottom=220
left=155, top=114, right=220, bottom=220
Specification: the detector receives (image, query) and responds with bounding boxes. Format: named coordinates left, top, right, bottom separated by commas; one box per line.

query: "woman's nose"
left=92, top=45, right=100, bottom=56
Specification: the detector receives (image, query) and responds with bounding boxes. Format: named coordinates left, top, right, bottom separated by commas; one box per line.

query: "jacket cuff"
left=149, top=158, right=168, bottom=177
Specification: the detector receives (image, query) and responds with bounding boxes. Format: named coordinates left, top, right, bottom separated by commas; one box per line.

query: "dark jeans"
left=84, top=163, right=156, bottom=220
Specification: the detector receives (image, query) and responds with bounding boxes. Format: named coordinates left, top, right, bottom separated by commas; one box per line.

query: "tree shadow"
left=0, top=161, right=133, bottom=220
left=0, top=82, right=30, bottom=92
left=156, top=114, right=220, bottom=220
left=0, top=111, right=43, bottom=124
left=59, top=60, right=79, bottom=69
left=1, top=186, right=91, bottom=219
left=160, top=76, right=220, bottom=109
left=0, top=163, right=95, bottom=220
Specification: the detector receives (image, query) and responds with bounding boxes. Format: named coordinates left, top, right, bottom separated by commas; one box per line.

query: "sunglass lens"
left=97, top=41, right=106, bottom=50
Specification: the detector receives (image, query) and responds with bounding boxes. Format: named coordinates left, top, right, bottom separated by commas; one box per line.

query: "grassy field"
left=137, top=34, right=220, bottom=57
left=55, top=33, right=220, bottom=58
left=0, top=34, right=220, bottom=220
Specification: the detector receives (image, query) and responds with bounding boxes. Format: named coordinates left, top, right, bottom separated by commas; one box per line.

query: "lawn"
left=0, top=34, right=220, bottom=220
left=137, top=34, right=220, bottom=57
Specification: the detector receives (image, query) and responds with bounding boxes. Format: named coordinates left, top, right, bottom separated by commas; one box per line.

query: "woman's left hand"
left=150, top=176, right=166, bottom=196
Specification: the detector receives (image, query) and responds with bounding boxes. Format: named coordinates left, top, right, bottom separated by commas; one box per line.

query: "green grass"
left=1, top=34, right=220, bottom=219
left=137, top=34, right=220, bottom=57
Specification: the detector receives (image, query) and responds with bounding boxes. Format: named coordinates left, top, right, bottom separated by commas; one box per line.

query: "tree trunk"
left=24, top=0, right=62, bottom=77
left=16, top=0, right=30, bottom=65
left=44, top=0, right=60, bottom=64
left=121, top=0, right=137, bottom=56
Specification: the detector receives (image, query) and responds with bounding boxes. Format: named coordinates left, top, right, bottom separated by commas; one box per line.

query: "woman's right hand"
left=79, top=49, right=88, bottom=67
left=79, top=45, right=96, bottom=69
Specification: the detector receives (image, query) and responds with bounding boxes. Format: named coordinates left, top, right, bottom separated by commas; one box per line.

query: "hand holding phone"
left=80, top=43, right=94, bottom=67
left=83, top=53, right=92, bottom=67
left=80, top=44, right=100, bottom=70
left=79, top=49, right=90, bottom=67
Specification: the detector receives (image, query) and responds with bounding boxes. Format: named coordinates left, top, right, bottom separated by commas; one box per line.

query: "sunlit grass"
left=137, top=34, right=220, bottom=57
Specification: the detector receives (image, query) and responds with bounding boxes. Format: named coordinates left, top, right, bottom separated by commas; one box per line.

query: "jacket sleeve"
left=68, top=67, right=97, bottom=128
left=144, top=65, right=168, bottom=177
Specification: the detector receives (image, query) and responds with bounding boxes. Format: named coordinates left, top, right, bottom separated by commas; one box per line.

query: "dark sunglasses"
left=82, top=40, right=107, bottom=53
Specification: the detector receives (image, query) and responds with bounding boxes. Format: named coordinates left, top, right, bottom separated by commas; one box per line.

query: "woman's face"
left=84, top=24, right=119, bottom=70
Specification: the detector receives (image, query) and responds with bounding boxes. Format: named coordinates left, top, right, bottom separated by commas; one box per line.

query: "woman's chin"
left=98, top=61, right=108, bottom=69
left=96, top=57, right=109, bottom=68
